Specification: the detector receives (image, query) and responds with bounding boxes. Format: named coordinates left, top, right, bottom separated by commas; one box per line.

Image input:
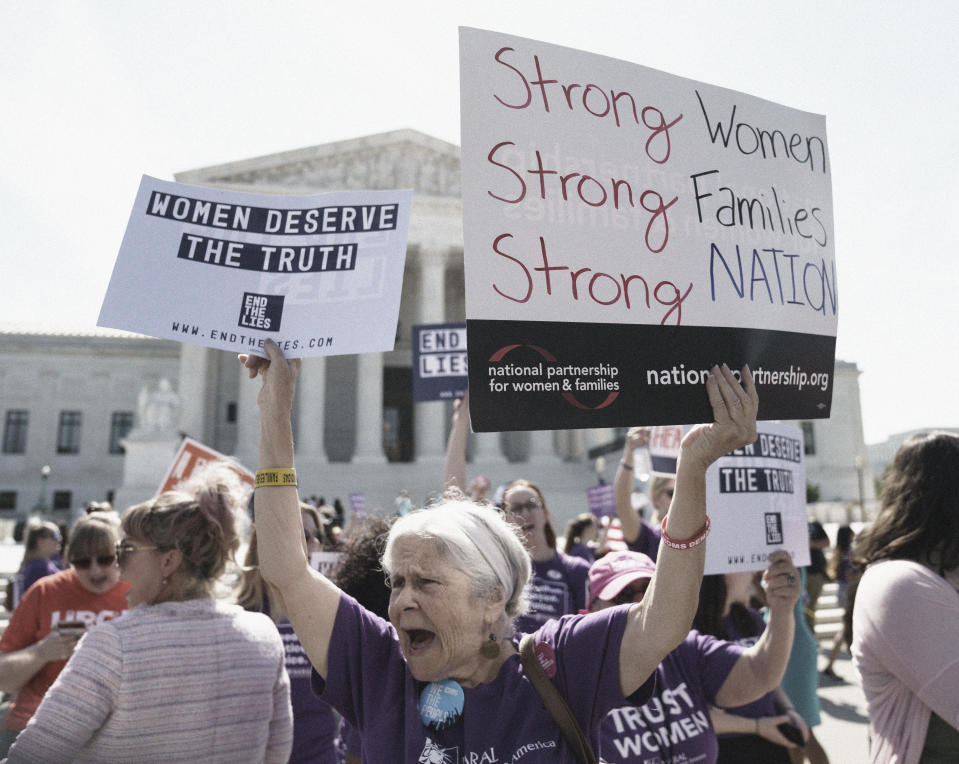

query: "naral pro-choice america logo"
left=238, top=292, right=284, bottom=332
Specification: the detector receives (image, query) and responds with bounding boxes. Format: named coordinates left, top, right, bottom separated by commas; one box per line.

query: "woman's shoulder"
left=108, top=601, right=285, bottom=648
left=858, top=559, right=955, bottom=611
left=335, top=591, right=398, bottom=638
left=22, top=557, right=56, bottom=574
left=862, top=558, right=949, bottom=587
left=553, top=551, right=591, bottom=576
left=533, top=605, right=628, bottom=650
left=114, top=599, right=268, bottom=625
left=209, top=599, right=284, bottom=630
left=224, top=602, right=283, bottom=629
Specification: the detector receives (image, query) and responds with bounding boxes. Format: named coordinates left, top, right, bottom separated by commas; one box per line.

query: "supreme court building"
left=0, top=130, right=875, bottom=528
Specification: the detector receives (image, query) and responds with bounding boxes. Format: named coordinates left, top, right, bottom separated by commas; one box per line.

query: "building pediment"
left=175, top=129, right=461, bottom=198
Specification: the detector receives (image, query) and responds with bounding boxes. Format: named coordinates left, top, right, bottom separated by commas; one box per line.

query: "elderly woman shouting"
left=245, top=340, right=758, bottom=761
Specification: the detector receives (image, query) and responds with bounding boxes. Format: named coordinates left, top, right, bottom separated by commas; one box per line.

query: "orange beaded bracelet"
left=660, top=515, right=711, bottom=550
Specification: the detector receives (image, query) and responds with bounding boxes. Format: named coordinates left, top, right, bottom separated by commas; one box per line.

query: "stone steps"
left=813, top=582, right=846, bottom=642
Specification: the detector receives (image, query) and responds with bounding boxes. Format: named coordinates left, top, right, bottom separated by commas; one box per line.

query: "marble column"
left=563, top=429, right=585, bottom=462
left=414, top=247, right=448, bottom=463
left=296, top=356, right=328, bottom=464
left=233, top=364, right=261, bottom=471
left=472, top=432, right=505, bottom=464
left=353, top=352, right=386, bottom=463
left=527, top=429, right=556, bottom=463
left=177, top=344, right=211, bottom=442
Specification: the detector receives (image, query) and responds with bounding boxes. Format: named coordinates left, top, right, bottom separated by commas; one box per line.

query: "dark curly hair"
left=855, top=431, right=959, bottom=573
left=562, top=513, right=596, bottom=555
left=331, top=516, right=392, bottom=620
left=692, top=573, right=762, bottom=641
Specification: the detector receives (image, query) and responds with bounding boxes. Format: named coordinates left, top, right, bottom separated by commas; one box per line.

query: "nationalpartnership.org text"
left=646, top=364, right=829, bottom=392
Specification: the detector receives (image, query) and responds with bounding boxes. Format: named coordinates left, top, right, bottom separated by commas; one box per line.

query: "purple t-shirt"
left=716, top=609, right=778, bottom=728
left=277, top=620, right=340, bottom=764
left=600, top=630, right=742, bottom=764
left=340, top=716, right=363, bottom=758
left=626, top=519, right=661, bottom=562
left=15, top=558, right=60, bottom=606
left=566, top=542, right=595, bottom=565
left=514, top=551, right=590, bottom=634
left=315, top=594, right=649, bottom=762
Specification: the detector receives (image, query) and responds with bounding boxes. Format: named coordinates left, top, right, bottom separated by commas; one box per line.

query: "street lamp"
left=34, top=464, right=52, bottom=520
left=853, top=454, right=865, bottom=522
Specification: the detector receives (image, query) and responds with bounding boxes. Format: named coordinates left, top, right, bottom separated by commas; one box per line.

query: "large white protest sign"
left=460, top=28, right=836, bottom=431
left=704, top=422, right=810, bottom=574
left=99, top=176, right=412, bottom=358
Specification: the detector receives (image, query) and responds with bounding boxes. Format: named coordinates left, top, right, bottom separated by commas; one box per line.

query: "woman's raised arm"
left=241, top=339, right=341, bottom=679
left=614, top=427, right=650, bottom=545
left=618, top=364, right=758, bottom=696
left=714, top=551, right=799, bottom=707
left=442, top=391, right=470, bottom=492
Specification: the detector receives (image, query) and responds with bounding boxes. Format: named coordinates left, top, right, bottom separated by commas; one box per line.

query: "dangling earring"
left=480, top=633, right=500, bottom=659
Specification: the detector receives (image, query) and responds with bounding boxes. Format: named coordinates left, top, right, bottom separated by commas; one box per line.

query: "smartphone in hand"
left=777, top=721, right=805, bottom=746
left=56, top=620, right=87, bottom=637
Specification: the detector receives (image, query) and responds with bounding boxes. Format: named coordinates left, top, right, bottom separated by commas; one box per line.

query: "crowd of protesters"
left=0, top=344, right=954, bottom=762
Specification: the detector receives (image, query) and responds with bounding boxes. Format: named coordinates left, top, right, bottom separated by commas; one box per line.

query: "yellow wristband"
left=255, top=468, right=297, bottom=488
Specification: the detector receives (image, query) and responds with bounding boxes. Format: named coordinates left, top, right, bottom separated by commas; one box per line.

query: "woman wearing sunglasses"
left=6, top=465, right=293, bottom=763
left=0, top=514, right=128, bottom=755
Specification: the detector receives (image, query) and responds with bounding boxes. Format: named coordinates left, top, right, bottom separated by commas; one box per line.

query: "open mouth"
left=405, top=628, right=436, bottom=654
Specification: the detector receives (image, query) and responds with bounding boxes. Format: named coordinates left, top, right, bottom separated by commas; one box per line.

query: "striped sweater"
left=6, top=598, right=293, bottom=763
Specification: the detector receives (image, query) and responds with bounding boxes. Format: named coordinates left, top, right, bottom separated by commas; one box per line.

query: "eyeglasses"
left=504, top=500, right=542, bottom=514
left=70, top=554, right=117, bottom=570
left=115, top=540, right=161, bottom=565
left=43, top=532, right=63, bottom=543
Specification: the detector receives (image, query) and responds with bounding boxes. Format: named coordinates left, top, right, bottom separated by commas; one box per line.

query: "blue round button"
left=419, top=679, right=465, bottom=731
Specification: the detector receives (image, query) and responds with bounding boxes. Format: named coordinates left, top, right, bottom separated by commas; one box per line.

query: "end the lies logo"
left=238, top=292, right=284, bottom=332
left=764, top=512, right=784, bottom=545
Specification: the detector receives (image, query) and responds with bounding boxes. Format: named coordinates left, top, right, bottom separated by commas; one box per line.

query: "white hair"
left=382, top=499, right=531, bottom=623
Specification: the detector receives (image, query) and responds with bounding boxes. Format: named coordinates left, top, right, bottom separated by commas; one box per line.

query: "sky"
left=1, top=0, right=957, bottom=445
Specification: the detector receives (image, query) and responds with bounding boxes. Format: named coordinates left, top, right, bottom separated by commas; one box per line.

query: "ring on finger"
left=785, top=573, right=796, bottom=585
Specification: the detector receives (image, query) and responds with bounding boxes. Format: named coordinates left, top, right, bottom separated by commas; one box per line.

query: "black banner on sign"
left=148, top=192, right=399, bottom=234
left=466, top=320, right=835, bottom=432
left=176, top=234, right=358, bottom=273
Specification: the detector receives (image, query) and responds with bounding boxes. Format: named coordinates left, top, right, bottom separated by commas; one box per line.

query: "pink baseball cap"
left=587, top=551, right=657, bottom=609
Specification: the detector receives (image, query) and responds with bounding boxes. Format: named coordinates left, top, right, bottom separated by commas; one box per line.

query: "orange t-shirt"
left=0, top=568, right=129, bottom=730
